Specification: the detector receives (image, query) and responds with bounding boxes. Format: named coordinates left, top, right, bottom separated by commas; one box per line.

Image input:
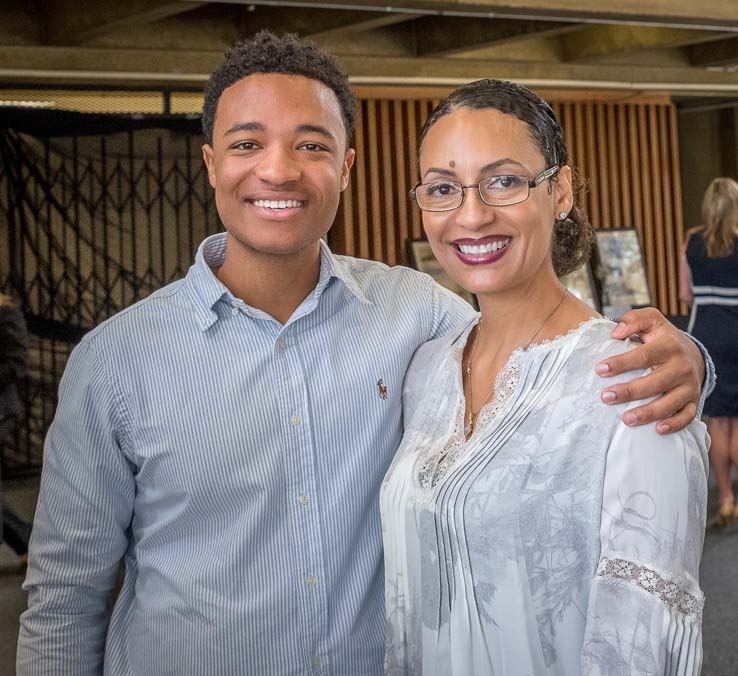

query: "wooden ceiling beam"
left=561, top=25, right=734, bottom=62
left=42, top=0, right=207, bottom=45
left=4, top=44, right=738, bottom=94
left=413, top=16, right=578, bottom=57
left=307, top=13, right=418, bottom=41
left=222, top=4, right=414, bottom=37
left=688, top=37, right=738, bottom=68
left=199, top=0, right=738, bottom=30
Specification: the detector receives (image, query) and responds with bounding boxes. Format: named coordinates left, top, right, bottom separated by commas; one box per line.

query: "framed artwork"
left=408, top=238, right=477, bottom=308
left=593, top=228, right=651, bottom=318
left=560, top=263, right=600, bottom=312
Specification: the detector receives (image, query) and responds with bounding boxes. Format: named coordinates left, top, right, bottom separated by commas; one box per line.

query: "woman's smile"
left=452, top=235, right=512, bottom=265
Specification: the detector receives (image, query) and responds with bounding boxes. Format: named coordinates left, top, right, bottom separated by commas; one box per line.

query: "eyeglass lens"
left=416, top=175, right=531, bottom=211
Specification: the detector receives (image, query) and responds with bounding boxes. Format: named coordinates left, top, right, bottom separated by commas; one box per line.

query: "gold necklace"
left=464, top=287, right=569, bottom=438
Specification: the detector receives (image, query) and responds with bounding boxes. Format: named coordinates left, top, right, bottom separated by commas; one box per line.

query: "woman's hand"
left=595, top=308, right=705, bottom=434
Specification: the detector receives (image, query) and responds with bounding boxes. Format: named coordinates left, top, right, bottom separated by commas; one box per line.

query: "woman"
left=381, top=80, right=708, bottom=675
left=680, top=177, right=738, bottom=526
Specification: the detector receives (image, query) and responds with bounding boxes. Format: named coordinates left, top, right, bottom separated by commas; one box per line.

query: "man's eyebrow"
left=296, top=124, right=336, bottom=141
left=224, top=121, right=265, bottom=136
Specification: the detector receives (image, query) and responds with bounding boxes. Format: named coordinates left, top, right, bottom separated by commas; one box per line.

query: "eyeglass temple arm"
left=529, top=165, right=560, bottom=188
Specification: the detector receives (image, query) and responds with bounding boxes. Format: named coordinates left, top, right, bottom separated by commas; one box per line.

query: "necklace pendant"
left=464, top=413, right=473, bottom=437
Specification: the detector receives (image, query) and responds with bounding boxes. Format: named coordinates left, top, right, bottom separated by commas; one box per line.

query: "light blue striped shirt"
left=17, top=233, right=474, bottom=676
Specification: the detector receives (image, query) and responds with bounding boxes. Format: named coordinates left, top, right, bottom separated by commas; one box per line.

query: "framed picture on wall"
left=408, top=239, right=477, bottom=308
left=560, top=263, right=600, bottom=312
left=593, top=227, right=651, bottom=318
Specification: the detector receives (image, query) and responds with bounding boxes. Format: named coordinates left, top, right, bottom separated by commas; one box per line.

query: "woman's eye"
left=427, top=182, right=459, bottom=196
left=488, top=175, right=524, bottom=190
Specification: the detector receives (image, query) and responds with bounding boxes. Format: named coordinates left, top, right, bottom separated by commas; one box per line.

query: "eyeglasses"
left=409, top=165, right=560, bottom=212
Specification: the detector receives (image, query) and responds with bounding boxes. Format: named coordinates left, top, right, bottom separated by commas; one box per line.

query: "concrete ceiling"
left=2, top=0, right=738, bottom=95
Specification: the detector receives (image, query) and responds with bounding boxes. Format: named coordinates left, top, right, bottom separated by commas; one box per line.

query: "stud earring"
left=558, top=211, right=568, bottom=220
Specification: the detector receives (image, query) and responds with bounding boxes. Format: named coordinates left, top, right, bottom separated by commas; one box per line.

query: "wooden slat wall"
left=330, top=87, right=684, bottom=316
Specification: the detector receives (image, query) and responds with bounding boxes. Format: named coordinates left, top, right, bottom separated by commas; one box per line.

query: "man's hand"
left=595, top=308, right=705, bottom=434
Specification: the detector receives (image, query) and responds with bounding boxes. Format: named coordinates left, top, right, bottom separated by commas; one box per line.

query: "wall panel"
left=332, top=88, right=684, bottom=316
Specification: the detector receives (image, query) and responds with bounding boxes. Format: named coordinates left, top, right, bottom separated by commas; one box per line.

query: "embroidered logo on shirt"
left=377, top=379, right=388, bottom=400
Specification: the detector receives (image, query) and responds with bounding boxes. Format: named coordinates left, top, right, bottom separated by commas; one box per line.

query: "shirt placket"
left=274, top=326, right=331, bottom=675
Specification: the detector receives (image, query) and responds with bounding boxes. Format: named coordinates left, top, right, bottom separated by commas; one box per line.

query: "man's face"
left=202, top=73, right=355, bottom=260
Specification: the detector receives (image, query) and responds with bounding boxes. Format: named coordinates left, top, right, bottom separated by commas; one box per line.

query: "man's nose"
left=255, top=145, right=302, bottom=184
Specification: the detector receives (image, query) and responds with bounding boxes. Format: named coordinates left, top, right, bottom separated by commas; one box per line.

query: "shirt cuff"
left=686, top=333, right=715, bottom=419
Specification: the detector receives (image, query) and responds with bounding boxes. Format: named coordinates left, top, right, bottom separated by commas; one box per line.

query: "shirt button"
left=298, top=494, right=309, bottom=505
left=278, top=338, right=288, bottom=349
left=291, top=415, right=301, bottom=426
left=312, top=656, right=321, bottom=668
left=306, top=575, right=317, bottom=587
left=231, top=306, right=239, bottom=316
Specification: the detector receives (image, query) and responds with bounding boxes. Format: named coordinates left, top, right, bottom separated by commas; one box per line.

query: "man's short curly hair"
left=202, top=31, right=357, bottom=145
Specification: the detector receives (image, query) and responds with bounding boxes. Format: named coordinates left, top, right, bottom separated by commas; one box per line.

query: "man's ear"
left=202, top=144, right=217, bottom=189
left=340, top=148, right=356, bottom=192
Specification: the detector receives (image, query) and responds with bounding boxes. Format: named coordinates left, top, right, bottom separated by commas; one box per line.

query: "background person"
left=0, top=293, right=32, bottom=570
left=680, top=176, right=738, bottom=525
left=381, top=79, right=708, bottom=675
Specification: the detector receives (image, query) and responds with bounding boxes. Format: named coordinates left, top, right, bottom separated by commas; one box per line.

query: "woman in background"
left=680, top=177, right=738, bottom=525
left=381, top=79, right=708, bottom=675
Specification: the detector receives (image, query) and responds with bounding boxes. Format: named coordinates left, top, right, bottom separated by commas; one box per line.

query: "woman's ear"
left=554, top=165, right=574, bottom=216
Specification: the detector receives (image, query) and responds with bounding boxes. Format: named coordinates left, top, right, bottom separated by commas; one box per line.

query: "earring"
left=558, top=211, right=568, bottom=220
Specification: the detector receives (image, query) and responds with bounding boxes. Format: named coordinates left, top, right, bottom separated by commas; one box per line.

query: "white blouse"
left=381, top=318, right=708, bottom=676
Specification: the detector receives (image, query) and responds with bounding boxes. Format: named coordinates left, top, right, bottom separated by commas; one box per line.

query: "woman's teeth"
left=457, top=238, right=510, bottom=255
left=253, top=199, right=303, bottom=209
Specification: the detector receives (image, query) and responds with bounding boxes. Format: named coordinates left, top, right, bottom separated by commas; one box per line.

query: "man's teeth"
left=253, top=199, right=303, bottom=209
left=458, top=238, right=510, bottom=255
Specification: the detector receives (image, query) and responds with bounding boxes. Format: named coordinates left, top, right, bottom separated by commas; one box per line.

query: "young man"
left=18, top=32, right=710, bottom=676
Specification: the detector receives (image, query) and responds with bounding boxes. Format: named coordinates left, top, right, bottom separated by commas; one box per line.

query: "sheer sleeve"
left=581, top=417, right=709, bottom=676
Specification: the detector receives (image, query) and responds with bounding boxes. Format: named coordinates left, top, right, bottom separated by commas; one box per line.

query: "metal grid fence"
left=0, top=108, right=221, bottom=476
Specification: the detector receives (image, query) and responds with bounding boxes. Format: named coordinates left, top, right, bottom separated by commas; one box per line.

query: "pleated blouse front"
left=380, top=318, right=708, bottom=676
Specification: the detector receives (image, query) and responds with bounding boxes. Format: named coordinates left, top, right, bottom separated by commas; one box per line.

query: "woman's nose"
left=454, top=186, right=495, bottom=230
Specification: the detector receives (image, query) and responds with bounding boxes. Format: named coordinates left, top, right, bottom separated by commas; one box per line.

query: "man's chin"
left=225, top=233, right=325, bottom=260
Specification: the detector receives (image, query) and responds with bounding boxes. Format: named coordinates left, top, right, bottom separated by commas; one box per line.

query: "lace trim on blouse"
left=417, top=317, right=609, bottom=491
left=596, top=557, right=704, bottom=621
left=417, top=354, right=522, bottom=490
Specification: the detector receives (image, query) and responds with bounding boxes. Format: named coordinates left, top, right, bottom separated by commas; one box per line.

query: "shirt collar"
left=317, top=239, right=371, bottom=306
left=185, top=234, right=371, bottom=331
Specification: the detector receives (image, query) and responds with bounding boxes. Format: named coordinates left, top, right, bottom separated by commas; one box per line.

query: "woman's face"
left=418, top=107, right=572, bottom=297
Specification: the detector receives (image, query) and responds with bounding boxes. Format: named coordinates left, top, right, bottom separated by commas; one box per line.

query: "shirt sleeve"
left=17, top=338, right=136, bottom=676
left=685, top=334, right=715, bottom=418
left=581, top=417, right=709, bottom=676
left=429, top=280, right=477, bottom=341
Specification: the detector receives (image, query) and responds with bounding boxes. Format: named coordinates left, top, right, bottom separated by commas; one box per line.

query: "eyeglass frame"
left=408, top=165, right=560, bottom=212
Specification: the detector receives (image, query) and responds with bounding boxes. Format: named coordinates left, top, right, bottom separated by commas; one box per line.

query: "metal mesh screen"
left=0, top=109, right=220, bottom=476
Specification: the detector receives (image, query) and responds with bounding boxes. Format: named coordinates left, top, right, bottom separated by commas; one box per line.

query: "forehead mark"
left=449, top=160, right=455, bottom=168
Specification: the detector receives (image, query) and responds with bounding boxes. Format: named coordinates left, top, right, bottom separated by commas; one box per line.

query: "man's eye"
left=300, top=143, right=327, bottom=152
left=232, top=141, right=258, bottom=151
left=426, top=182, right=460, bottom=196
